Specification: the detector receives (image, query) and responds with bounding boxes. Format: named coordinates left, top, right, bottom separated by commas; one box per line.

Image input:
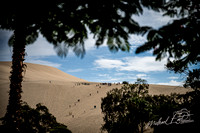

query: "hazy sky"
left=0, top=8, right=184, bottom=86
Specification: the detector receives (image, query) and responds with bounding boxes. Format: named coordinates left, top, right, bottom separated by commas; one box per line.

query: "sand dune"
left=0, top=62, right=190, bottom=133
left=0, top=62, right=87, bottom=83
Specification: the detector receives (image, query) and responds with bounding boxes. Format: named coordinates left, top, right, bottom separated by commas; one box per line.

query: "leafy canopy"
left=101, top=79, right=150, bottom=133
left=136, top=0, right=200, bottom=73
left=0, top=0, right=165, bottom=57
left=101, top=78, right=200, bottom=133
left=0, top=102, right=72, bottom=133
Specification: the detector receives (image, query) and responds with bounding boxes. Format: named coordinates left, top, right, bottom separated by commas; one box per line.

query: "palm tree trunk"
left=141, top=122, right=144, bottom=133
left=4, top=16, right=26, bottom=131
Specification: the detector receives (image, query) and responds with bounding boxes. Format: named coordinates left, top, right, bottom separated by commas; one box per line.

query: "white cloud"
left=99, top=78, right=122, bottom=83
left=84, top=36, right=96, bottom=50
left=128, top=35, right=147, bottom=45
left=26, top=35, right=57, bottom=57
left=157, top=80, right=184, bottom=86
left=114, top=73, right=126, bottom=76
left=133, top=8, right=174, bottom=29
left=26, top=33, right=108, bottom=58
left=98, top=74, right=109, bottom=77
left=136, top=74, right=148, bottom=79
left=95, top=73, right=121, bottom=83
left=168, top=76, right=179, bottom=80
left=0, top=31, right=58, bottom=61
left=95, top=73, right=135, bottom=83
left=25, top=59, right=61, bottom=68
left=94, top=56, right=166, bottom=72
left=26, top=33, right=103, bottom=57
left=84, top=33, right=108, bottom=51
left=98, top=76, right=129, bottom=83
left=67, top=69, right=83, bottom=73
left=121, top=56, right=166, bottom=72
left=94, top=59, right=124, bottom=69
left=25, top=33, right=100, bottom=58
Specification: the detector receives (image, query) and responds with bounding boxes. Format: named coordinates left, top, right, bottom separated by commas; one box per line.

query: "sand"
left=0, top=61, right=190, bottom=133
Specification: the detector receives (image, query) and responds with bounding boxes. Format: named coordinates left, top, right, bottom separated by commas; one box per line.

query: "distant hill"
left=0, top=61, right=87, bottom=82
left=0, top=61, right=190, bottom=133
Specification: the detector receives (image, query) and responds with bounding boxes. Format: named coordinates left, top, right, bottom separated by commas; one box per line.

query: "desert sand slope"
left=0, top=61, right=87, bottom=83
left=0, top=61, right=190, bottom=133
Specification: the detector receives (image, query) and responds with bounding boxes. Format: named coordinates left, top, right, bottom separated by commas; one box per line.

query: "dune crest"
left=0, top=61, right=87, bottom=83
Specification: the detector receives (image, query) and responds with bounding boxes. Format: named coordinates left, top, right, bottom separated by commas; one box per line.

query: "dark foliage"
left=184, top=69, right=200, bottom=90
left=0, top=102, right=71, bottom=133
left=0, top=0, right=163, bottom=57
left=122, top=81, right=129, bottom=84
left=153, top=90, right=200, bottom=133
left=101, top=79, right=200, bottom=133
left=134, top=1, right=200, bottom=131
left=136, top=0, right=200, bottom=73
left=101, top=79, right=150, bottom=133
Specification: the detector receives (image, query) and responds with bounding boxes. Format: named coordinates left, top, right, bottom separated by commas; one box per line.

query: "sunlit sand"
left=0, top=62, right=190, bottom=133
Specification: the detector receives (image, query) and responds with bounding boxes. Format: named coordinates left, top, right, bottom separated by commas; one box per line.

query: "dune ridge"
left=0, top=61, right=87, bottom=83
left=0, top=61, right=190, bottom=133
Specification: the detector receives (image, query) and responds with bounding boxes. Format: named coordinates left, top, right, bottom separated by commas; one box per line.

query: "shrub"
left=101, top=78, right=200, bottom=133
left=122, top=81, right=129, bottom=84
left=0, top=102, right=71, bottom=133
left=101, top=79, right=150, bottom=133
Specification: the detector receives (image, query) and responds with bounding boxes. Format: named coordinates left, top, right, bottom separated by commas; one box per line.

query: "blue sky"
left=0, top=8, right=185, bottom=86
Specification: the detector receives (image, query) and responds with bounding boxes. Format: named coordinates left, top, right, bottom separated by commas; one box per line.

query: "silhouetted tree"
left=135, top=2, right=200, bottom=131
left=184, top=69, right=200, bottom=90
left=136, top=0, right=200, bottom=73
left=122, top=81, right=129, bottom=84
left=101, top=79, right=150, bottom=133
left=102, top=78, right=200, bottom=133
left=0, top=0, right=164, bottom=131
left=0, top=102, right=72, bottom=133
